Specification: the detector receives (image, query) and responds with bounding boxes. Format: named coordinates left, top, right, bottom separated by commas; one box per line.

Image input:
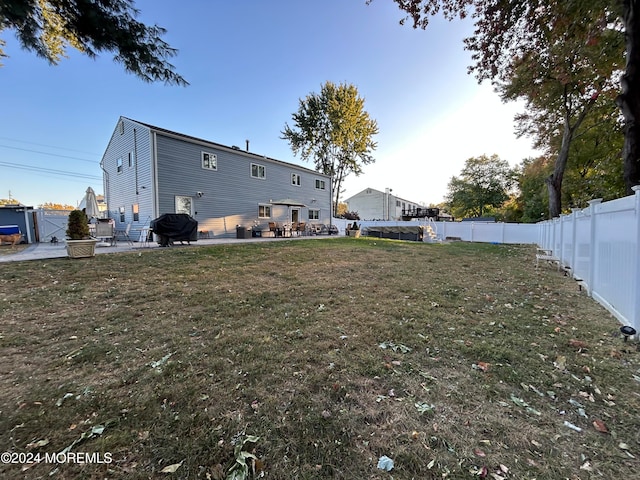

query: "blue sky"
left=0, top=0, right=537, bottom=208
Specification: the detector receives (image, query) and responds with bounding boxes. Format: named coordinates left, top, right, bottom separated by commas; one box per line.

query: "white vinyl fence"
left=339, top=219, right=539, bottom=244
left=538, top=186, right=640, bottom=332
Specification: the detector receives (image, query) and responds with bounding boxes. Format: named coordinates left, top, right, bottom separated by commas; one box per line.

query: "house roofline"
left=120, top=116, right=330, bottom=178
left=345, top=187, right=424, bottom=207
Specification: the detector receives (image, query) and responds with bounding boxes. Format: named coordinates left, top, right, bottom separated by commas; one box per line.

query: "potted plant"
left=66, top=209, right=98, bottom=258
left=348, top=221, right=361, bottom=238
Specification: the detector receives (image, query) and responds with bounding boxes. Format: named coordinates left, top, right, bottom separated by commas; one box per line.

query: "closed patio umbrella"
left=81, top=187, right=101, bottom=219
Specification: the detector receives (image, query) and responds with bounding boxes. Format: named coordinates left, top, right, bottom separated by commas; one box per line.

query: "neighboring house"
left=344, top=188, right=423, bottom=221
left=100, top=117, right=332, bottom=239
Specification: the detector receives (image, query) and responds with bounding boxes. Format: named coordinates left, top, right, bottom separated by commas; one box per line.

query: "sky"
left=0, top=0, right=539, bottom=209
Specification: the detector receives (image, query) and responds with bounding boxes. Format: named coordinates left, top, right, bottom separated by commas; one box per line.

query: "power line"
left=0, top=161, right=102, bottom=180
left=0, top=144, right=98, bottom=163
left=0, top=136, right=100, bottom=156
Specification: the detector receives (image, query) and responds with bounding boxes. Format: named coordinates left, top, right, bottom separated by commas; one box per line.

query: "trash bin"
left=236, top=226, right=252, bottom=239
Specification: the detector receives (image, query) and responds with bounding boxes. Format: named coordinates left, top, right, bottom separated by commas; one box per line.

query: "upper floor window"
left=291, top=173, right=301, bottom=186
left=251, top=163, right=266, bottom=179
left=116, top=158, right=123, bottom=174
left=202, top=152, right=217, bottom=170
left=128, top=152, right=134, bottom=168
left=315, top=179, right=326, bottom=190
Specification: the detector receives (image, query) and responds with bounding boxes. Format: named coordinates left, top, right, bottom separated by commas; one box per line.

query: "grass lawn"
left=0, top=238, right=639, bottom=479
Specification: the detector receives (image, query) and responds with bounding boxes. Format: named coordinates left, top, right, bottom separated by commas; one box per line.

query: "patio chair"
left=269, top=222, right=283, bottom=237
left=94, top=221, right=115, bottom=245
left=114, top=223, right=134, bottom=245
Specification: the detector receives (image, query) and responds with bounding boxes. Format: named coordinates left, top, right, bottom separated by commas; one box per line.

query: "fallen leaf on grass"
left=26, top=439, right=49, bottom=449
left=377, top=455, right=394, bottom=471
left=473, top=448, right=486, bottom=457
left=472, top=362, right=490, bottom=372
left=149, top=352, right=174, bottom=370
left=593, top=419, right=609, bottom=433
left=563, top=421, right=582, bottom=432
left=415, top=401, right=435, bottom=414
left=554, top=356, right=566, bottom=370
left=55, top=393, right=74, bottom=407
left=59, top=423, right=110, bottom=454
left=160, top=461, right=183, bottom=473
left=568, top=339, right=588, bottom=349
left=580, top=461, right=593, bottom=471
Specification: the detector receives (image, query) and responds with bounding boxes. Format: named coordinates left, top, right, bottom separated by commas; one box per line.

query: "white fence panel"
left=591, top=197, right=638, bottom=327
left=537, top=187, right=640, bottom=331
left=355, top=220, right=539, bottom=244
left=574, top=212, right=591, bottom=283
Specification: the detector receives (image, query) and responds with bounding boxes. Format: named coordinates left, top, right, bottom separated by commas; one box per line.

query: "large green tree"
left=515, top=156, right=552, bottom=222
left=381, top=0, right=640, bottom=199
left=281, top=81, right=378, bottom=215
left=0, top=0, right=187, bottom=85
left=498, top=2, right=622, bottom=217
left=446, top=154, right=514, bottom=218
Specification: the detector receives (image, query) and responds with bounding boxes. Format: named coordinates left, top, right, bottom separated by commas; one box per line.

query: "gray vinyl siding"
left=154, top=134, right=331, bottom=237
left=102, top=117, right=331, bottom=240
left=101, top=118, right=155, bottom=238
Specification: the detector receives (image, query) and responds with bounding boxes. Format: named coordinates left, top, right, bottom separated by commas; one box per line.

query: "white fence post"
left=587, top=198, right=602, bottom=295
left=571, top=208, right=580, bottom=274
left=633, top=186, right=640, bottom=329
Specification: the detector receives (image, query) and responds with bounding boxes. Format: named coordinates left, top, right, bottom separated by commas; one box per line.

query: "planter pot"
left=66, top=239, right=99, bottom=258
left=348, top=229, right=361, bottom=238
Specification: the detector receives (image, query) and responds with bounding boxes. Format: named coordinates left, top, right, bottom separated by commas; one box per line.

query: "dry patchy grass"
left=0, top=239, right=639, bottom=479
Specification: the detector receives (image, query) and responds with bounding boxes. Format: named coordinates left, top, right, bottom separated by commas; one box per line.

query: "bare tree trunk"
left=618, top=0, right=640, bottom=194
left=546, top=123, right=572, bottom=218
left=333, top=162, right=347, bottom=217
left=546, top=88, right=598, bottom=218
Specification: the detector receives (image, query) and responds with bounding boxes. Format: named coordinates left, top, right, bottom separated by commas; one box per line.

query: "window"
left=128, top=152, right=133, bottom=168
left=119, top=206, right=125, bottom=223
left=291, top=173, right=301, bottom=186
left=315, top=179, right=326, bottom=190
left=396, top=200, right=401, bottom=207
left=308, top=209, right=320, bottom=220
left=251, top=163, right=266, bottom=179
left=116, top=158, right=123, bottom=173
left=202, top=152, right=217, bottom=170
left=258, top=204, right=271, bottom=218
left=132, top=204, right=139, bottom=222
left=175, top=196, right=193, bottom=216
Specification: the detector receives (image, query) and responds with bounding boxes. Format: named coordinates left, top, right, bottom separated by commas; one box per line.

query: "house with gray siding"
left=101, top=117, right=332, bottom=239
